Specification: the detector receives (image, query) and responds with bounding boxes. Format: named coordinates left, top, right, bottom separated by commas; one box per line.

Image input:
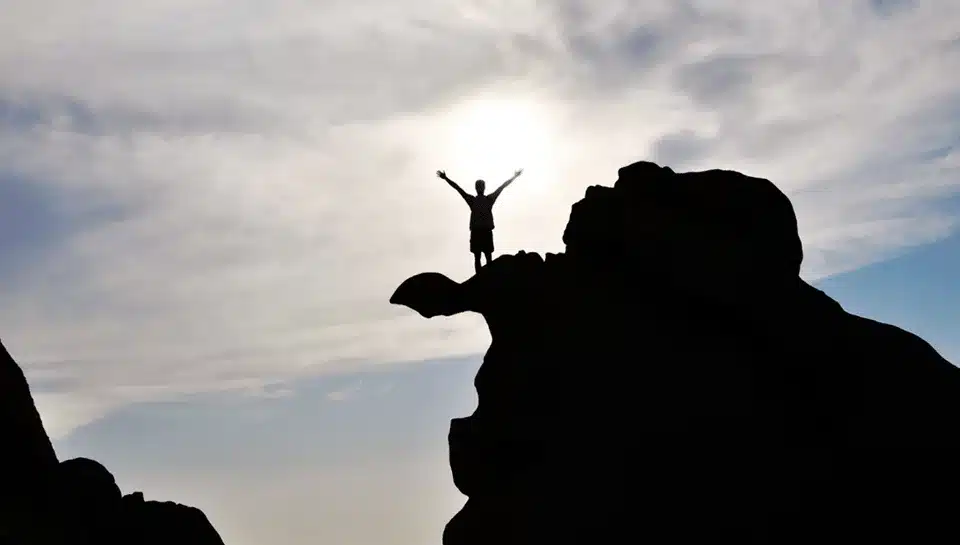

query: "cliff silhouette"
left=392, top=161, right=960, bottom=544
left=1, top=340, right=225, bottom=545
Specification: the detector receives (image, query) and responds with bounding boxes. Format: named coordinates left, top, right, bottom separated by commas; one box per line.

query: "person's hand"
left=436, top=170, right=447, bottom=180
left=514, top=168, right=523, bottom=177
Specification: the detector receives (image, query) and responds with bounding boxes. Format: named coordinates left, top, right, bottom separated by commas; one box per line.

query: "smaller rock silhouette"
left=1, top=339, right=226, bottom=545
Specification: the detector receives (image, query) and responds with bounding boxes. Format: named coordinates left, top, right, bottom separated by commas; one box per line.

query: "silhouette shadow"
left=1, top=340, right=225, bottom=544
left=392, top=161, right=960, bottom=544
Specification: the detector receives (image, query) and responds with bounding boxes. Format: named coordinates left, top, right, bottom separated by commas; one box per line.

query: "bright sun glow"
left=443, top=95, right=558, bottom=191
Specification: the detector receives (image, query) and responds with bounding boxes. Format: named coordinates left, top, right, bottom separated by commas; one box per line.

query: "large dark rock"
left=1, top=339, right=62, bottom=544
left=391, top=161, right=960, bottom=544
left=0, top=340, right=226, bottom=545
left=1, top=340, right=58, bottom=481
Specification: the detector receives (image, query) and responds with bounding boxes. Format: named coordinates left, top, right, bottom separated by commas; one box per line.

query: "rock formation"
left=391, top=161, right=960, bottom=544
left=1, top=339, right=62, bottom=544
left=0, top=339, right=225, bottom=545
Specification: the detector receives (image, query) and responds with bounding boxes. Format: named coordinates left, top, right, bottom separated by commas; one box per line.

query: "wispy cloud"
left=1, top=0, right=958, bottom=436
left=326, top=380, right=363, bottom=402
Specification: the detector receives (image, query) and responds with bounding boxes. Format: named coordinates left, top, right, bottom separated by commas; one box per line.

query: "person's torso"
left=469, top=195, right=495, bottom=230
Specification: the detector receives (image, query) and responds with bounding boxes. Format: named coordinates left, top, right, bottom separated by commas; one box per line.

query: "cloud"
left=326, top=380, right=363, bottom=402
left=1, top=0, right=958, bottom=436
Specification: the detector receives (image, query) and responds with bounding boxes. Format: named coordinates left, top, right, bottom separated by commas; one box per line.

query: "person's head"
left=475, top=179, right=486, bottom=195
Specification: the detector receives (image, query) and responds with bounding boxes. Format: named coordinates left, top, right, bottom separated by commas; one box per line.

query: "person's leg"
left=483, top=230, right=494, bottom=266
left=469, top=230, right=481, bottom=273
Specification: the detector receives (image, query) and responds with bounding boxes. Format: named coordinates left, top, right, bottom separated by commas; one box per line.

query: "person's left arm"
left=490, top=168, right=523, bottom=201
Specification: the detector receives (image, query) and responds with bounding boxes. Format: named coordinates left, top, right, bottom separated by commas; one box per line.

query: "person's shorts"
left=470, top=228, right=494, bottom=254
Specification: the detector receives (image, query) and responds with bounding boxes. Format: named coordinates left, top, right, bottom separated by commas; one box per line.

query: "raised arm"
left=437, top=170, right=472, bottom=203
left=490, top=168, right=523, bottom=200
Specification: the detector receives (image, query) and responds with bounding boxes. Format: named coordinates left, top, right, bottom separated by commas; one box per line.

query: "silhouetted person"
left=437, top=168, right=523, bottom=273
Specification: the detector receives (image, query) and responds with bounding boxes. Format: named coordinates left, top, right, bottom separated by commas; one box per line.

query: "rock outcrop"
left=57, top=456, right=225, bottom=545
left=0, top=340, right=225, bottom=545
left=391, top=161, right=960, bottom=544
left=1, top=339, right=63, bottom=544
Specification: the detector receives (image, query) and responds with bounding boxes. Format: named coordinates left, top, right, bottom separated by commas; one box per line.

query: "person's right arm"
left=437, top=170, right=472, bottom=203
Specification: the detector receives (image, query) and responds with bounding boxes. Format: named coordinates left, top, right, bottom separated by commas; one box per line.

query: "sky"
left=1, top=0, right=959, bottom=543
